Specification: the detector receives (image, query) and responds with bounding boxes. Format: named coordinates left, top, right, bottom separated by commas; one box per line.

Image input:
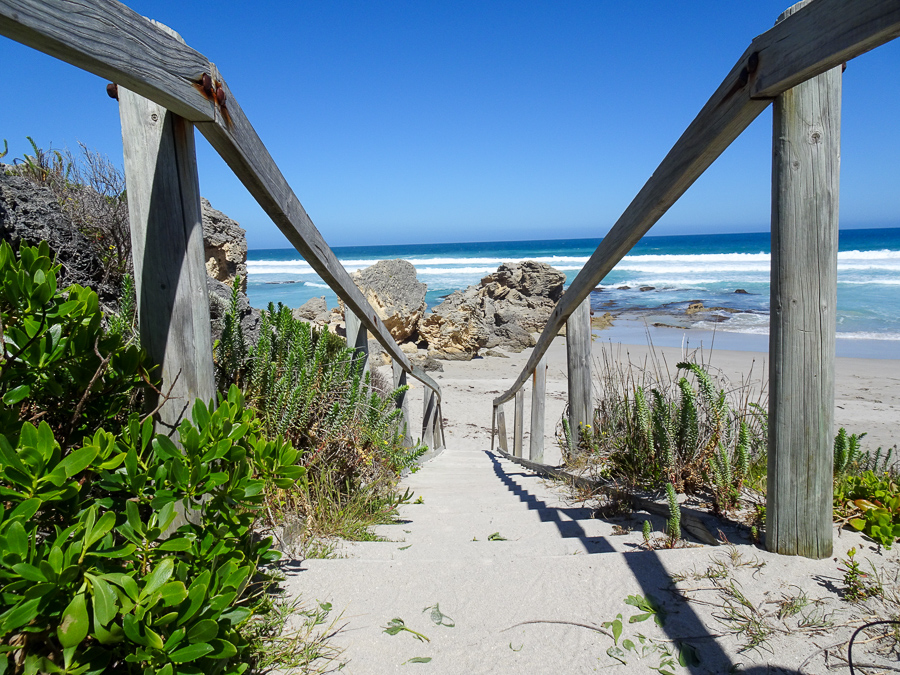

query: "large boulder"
left=0, top=170, right=119, bottom=306
left=0, top=168, right=258, bottom=347
left=350, top=259, right=427, bottom=342
left=207, top=277, right=261, bottom=346
left=420, top=261, right=565, bottom=358
left=201, top=198, right=247, bottom=293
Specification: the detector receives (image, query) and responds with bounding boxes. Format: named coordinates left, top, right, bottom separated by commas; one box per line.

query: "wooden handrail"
left=0, top=0, right=441, bottom=406
left=492, top=0, right=900, bottom=408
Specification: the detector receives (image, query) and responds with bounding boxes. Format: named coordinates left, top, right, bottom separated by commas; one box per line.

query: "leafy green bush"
left=835, top=470, right=900, bottom=549
left=0, top=240, right=149, bottom=449
left=0, top=388, right=302, bottom=674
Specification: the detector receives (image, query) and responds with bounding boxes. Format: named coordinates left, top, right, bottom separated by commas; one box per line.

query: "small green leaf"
left=187, top=618, right=218, bottom=644
left=12, top=563, right=46, bottom=582
left=403, top=657, right=432, bottom=664
left=52, top=447, right=98, bottom=479
left=141, top=558, right=174, bottom=598
left=87, top=575, right=116, bottom=626
left=170, top=642, right=214, bottom=663
left=207, top=639, right=237, bottom=659
left=2, top=385, right=30, bottom=406
left=607, top=645, right=627, bottom=665
left=57, top=593, right=89, bottom=648
left=0, top=598, right=40, bottom=632
left=158, top=537, right=192, bottom=552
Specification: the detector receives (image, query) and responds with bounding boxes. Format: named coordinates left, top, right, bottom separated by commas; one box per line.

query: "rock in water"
left=293, top=296, right=328, bottom=322
left=350, top=259, right=427, bottom=342
left=201, top=198, right=248, bottom=293
left=420, top=261, right=566, bottom=358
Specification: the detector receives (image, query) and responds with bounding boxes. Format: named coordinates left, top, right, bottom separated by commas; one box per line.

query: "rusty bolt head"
left=216, top=86, right=227, bottom=107
left=106, top=83, right=119, bottom=100
left=201, top=73, right=213, bottom=97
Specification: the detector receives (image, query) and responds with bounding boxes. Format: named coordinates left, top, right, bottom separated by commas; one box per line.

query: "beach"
left=292, top=328, right=900, bottom=673
left=410, top=326, right=900, bottom=465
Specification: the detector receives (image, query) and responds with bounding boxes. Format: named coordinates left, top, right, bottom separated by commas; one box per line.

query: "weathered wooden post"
left=118, top=22, right=215, bottom=435
left=767, top=0, right=841, bottom=558
left=529, top=356, right=548, bottom=463
left=513, top=388, right=525, bottom=458
left=392, top=361, right=411, bottom=447
left=566, top=298, right=592, bottom=452
left=496, top=403, right=509, bottom=452
left=423, top=389, right=437, bottom=449
left=344, top=310, right=370, bottom=381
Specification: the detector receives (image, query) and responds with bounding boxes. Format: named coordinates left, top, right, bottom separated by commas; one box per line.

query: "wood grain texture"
left=118, top=86, right=215, bottom=434
left=0, top=0, right=441, bottom=407
left=0, top=0, right=215, bottom=122
left=492, top=0, right=900, bottom=408
left=497, top=404, right=508, bottom=453
left=566, top=299, right=592, bottom=449
left=513, top=388, right=525, bottom=458
left=751, top=0, right=900, bottom=99
left=193, top=66, right=442, bottom=406
left=767, top=0, right=840, bottom=559
left=344, top=310, right=370, bottom=381
left=529, top=356, right=547, bottom=463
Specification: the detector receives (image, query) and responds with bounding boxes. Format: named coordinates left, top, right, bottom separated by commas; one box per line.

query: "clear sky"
left=2, top=1, right=899, bottom=250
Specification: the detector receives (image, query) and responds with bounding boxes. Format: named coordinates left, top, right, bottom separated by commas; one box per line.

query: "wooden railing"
left=492, top=0, right=900, bottom=558
left=0, top=0, right=443, bottom=449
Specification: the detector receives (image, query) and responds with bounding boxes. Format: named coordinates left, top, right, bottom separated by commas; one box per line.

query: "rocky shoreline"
left=1, top=167, right=758, bottom=365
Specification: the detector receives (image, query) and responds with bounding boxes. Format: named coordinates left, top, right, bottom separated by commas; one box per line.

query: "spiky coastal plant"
left=665, top=482, right=681, bottom=545
left=214, top=295, right=426, bottom=490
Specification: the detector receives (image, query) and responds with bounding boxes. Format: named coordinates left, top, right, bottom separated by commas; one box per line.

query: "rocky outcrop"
left=1, top=169, right=258, bottom=346
left=0, top=170, right=118, bottom=305
left=293, top=296, right=329, bottom=323
left=350, top=259, right=427, bottom=342
left=201, top=198, right=247, bottom=293
left=207, top=277, right=261, bottom=346
left=420, top=261, right=566, bottom=358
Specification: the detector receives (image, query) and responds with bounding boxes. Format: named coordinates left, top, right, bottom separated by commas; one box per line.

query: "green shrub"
left=216, top=290, right=426, bottom=486
left=0, top=240, right=149, bottom=448
left=582, top=355, right=764, bottom=506
left=0, top=387, right=302, bottom=674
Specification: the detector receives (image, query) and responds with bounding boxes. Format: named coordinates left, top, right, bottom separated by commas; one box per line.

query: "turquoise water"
left=247, top=227, right=900, bottom=343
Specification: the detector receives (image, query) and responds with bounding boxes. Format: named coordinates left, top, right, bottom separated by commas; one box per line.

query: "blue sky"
left=2, top=1, right=899, bottom=250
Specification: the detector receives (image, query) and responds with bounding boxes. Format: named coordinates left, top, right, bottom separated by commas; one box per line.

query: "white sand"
left=280, top=333, right=900, bottom=674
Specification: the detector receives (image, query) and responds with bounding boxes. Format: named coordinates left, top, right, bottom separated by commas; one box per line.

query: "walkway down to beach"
left=278, top=340, right=896, bottom=674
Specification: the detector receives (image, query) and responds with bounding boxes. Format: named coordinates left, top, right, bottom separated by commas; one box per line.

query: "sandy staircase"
left=277, top=444, right=762, bottom=674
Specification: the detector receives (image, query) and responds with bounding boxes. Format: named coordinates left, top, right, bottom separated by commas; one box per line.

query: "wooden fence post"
left=392, top=361, right=411, bottom=447
left=118, top=22, right=214, bottom=435
left=513, top=388, right=525, bottom=458
left=496, top=403, right=509, bottom=453
left=566, top=297, right=592, bottom=452
left=767, top=0, right=841, bottom=559
left=344, top=309, right=369, bottom=381
left=529, top=356, right=547, bottom=463
left=422, top=390, right=437, bottom=449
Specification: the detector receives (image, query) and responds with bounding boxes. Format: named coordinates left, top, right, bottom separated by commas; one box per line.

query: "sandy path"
left=277, top=335, right=900, bottom=674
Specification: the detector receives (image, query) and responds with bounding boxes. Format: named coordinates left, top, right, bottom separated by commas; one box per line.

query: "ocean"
left=246, top=227, right=900, bottom=353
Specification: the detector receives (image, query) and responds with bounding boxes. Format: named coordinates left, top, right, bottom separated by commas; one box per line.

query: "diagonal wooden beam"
left=0, top=0, right=442, bottom=402
left=493, top=0, right=900, bottom=407
left=0, top=0, right=215, bottom=122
